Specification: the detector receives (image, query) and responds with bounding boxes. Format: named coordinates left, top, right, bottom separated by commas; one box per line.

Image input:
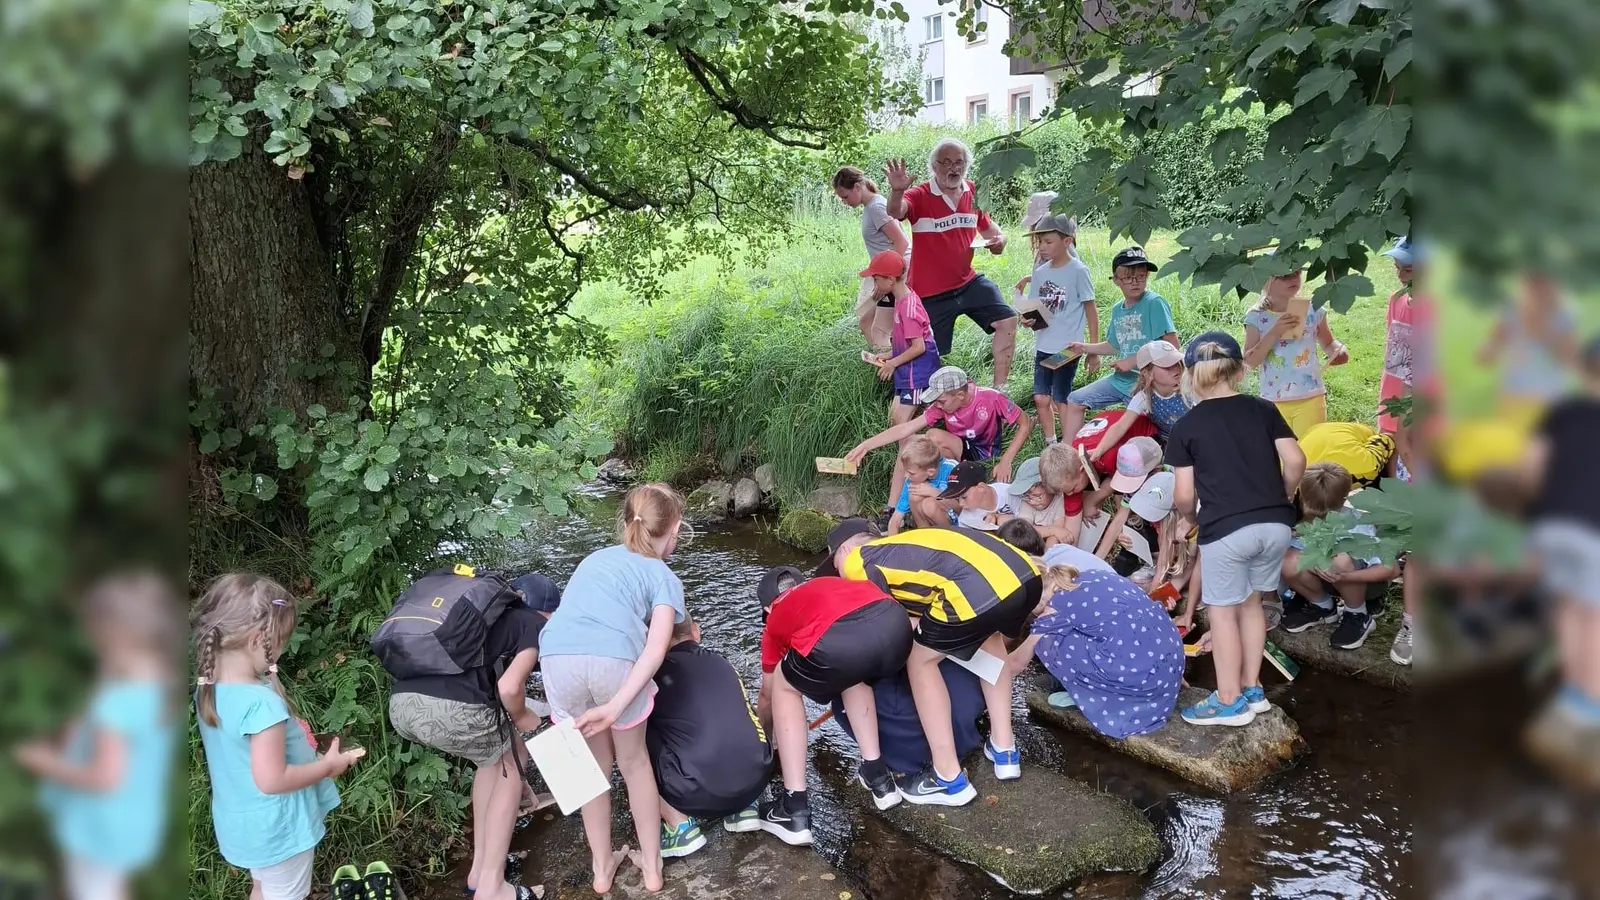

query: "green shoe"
left=362, top=861, right=405, bottom=900
left=661, top=820, right=707, bottom=858
left=331, top=865, right=364, bottom=900
left=722, top=801, right=761, bottom=833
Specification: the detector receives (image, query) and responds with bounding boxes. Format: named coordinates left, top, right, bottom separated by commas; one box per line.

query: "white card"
left=526, top=719, right=609, bottom=815
left=951, top=648, right=1005, bottom=685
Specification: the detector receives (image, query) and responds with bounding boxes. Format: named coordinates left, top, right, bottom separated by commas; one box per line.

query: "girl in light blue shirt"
left=193, top=574, right=362, bottom=900
left=14, top=572, right=181, bottom=900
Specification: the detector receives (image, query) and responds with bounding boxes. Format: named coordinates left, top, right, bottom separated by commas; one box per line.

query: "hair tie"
left=268, top=663, right=279, bottom=675
left=632, top=515, right=644, bottom=522
left=272, top=597, right=289, bottom=606
left=195, top=677, right=213, bottom=686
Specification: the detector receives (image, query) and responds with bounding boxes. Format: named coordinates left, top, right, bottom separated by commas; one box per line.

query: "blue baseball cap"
left=1183, top=330, right=1244, bottom=368
left=1381, top=236, right=1423, bottom=267
left=510, top=572, right=561, bottom=613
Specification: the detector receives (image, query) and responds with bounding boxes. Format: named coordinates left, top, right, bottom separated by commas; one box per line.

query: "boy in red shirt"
left=749, top=554, right=913, bottom=846
left=843, top=365, right=1034, bottom=483
left=883, top=140, right=1019, bottom=388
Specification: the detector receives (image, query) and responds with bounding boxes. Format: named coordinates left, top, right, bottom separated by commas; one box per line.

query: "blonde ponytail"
left=619, top=482, right=686, bottom=558
left=1040, top=563, right=1081, bottom=596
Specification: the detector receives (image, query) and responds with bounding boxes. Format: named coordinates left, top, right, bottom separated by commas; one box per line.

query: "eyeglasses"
left=1115, top=271, right=1150, bottom=284
left=933, top=158, right=966, bottom=169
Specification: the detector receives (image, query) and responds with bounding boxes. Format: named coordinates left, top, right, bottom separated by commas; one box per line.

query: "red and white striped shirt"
left=902, top=180, right=992, bottom=298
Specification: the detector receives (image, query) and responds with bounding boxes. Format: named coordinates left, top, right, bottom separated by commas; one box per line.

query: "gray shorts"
left=541, top=654, right=658, bottom=730
left=389, top=693, right=512, bottom=767
left=1201, top=522, right=1294, bottom=607
left=1531, top=519, right=1600, bottom=609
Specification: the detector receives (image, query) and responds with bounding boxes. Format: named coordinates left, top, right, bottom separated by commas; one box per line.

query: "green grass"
left=570, top=214, right=1406, bottom=504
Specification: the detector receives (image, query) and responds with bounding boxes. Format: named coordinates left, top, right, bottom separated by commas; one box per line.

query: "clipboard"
left=1282, top=296, right=1310, bottom=341
left=816, top=457, right=859, bottom=476
left=861, top=350, right=881, bottom=366
left=1077, top=445, right=1100, bottom=490
left=1039, top=348, right=1081, bottom=370
left=526, top=719, right=610, bottom=815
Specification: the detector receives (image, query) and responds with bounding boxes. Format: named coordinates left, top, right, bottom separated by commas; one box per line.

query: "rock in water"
left=776, top=508, right=834, bottom=553
left=753, top=463, right=777, bottom=495
left=595, top=458, right=636, bottom=483
left=1266, top=611, right=1412, bottom=691
left=732, top=478, right=762, bottom=518
left=807, top=483, right=859, bottom=519
left=686, top=480, right=733, bottom=521
left=1026, top=684, right=1306, bottom=793
left=857, top=756, right=1160, bottom=893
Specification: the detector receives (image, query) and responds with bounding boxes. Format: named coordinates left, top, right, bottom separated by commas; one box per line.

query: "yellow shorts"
left=1274, top=394, right=1327, bottom=438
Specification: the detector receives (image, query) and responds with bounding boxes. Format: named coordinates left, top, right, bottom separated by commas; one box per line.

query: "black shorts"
left=779, top=600, right=913, bottom=703
left=920, top=274, right=1018, bottom=355
left=915, top=578, right=1042, bottom=661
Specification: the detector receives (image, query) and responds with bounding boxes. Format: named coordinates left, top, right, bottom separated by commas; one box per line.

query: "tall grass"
left=572, top=213, right=1403, bottom=504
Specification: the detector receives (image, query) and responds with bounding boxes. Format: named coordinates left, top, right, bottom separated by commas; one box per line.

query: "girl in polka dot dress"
left=1004, top=563, right=1184, bottom=739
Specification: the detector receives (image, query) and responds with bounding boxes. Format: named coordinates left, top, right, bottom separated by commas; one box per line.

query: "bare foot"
left=593, top=846, right=628, bottom=894
left=627, top=846, right=664, bottom=893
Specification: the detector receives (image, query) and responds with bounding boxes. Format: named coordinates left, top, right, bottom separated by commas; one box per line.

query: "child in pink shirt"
left=861, top=250, right=941, bottom=512
left=844, top=365, right=1034, bottom=484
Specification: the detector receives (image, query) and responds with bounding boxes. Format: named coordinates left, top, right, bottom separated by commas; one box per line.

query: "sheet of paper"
left=950, top=648, right=1005, bottom=685
left=1283, top=295, right=1310, bottom=340
left=526, top=719, right=610, bottom=815
left=969, top=237, right=990, bottom=249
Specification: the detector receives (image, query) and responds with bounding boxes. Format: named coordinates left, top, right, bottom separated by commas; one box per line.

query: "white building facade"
left=890, top=0, right=1055, bottom=128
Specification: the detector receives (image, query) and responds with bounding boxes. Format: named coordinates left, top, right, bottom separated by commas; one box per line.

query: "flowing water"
left=464, top=483, right=1417, bottom=900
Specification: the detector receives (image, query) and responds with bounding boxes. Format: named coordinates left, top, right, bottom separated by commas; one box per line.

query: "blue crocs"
left=1181, top=691, right=1256, bottom=727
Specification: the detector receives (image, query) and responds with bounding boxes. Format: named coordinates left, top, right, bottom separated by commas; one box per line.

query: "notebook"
left=526, top=719, right=610, bottom=815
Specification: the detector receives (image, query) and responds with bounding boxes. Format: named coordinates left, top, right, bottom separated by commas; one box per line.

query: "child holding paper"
left=1243, top=265, right=1350, bottom=438
left=861, top=249, right=942, bottom=513
left=539, top=483, right=690, bottom=894
left=1018, top=214, right=1098, bottom=444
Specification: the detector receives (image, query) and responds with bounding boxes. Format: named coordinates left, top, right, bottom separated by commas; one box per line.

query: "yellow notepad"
left=815, top=457, right=859, bottom=476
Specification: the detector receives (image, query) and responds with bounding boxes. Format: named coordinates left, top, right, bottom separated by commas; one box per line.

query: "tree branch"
left=673, top=46, right=828, bottom=149
left=500, top=133, right=664, bottom=210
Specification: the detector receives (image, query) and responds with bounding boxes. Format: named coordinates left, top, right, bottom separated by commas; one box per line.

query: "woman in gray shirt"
left=834, top=166, right=909, bottom=350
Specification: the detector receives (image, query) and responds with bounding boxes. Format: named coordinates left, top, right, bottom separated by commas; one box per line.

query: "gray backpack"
left=370, top=564, right=521, bottom=680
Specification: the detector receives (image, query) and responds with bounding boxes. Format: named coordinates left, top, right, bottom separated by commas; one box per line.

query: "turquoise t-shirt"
left=197, top=683, right=340, bottom=869
left=38, top=682, right=176, bottom=870
left=894, top=458, right=960, bottom=516
left=540, top=544, right=687, bottom=662
left=1105, top=290, right=1176, bottom=394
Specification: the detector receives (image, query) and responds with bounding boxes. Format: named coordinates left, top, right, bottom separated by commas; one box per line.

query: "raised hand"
left=885, top=158, right=913, bottom=193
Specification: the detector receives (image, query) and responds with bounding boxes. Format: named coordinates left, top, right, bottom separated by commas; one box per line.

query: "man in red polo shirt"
left=747, top=560, right=913, bottom=845
left=885, top=138, right=1019, bottom=389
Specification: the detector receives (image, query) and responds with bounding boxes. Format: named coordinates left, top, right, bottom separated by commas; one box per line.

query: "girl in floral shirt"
left=1242, top=266, right=1350, bottom=437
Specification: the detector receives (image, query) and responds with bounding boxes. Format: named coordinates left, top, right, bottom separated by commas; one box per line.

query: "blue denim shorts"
left=1066, top=373, right=1131, bottom=410
left=1032, top=352, right=1081, bottom=404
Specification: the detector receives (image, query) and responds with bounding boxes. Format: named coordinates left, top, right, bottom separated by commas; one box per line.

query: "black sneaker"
left=331, top=866, right=364, bottom=900
left=1329, top=609, right=1376, bottom=650
left=857, top=759, right=902, bottom=810
left=1281, top=599, right=1339, bottom=633
left=361, top=862, right=404, bottom=900
left=896, top=765, right=976, bottom=807
left=757, top=794, right=814, bottom=846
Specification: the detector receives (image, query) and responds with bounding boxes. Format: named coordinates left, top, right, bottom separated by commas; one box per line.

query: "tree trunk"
left=190, top=141, right=358, bottom=423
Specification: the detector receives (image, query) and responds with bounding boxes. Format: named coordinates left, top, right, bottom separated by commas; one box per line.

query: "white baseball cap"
left=1134, top=340, right=1183, bottom=370
left=1108, top=436, right=1164, bottom=494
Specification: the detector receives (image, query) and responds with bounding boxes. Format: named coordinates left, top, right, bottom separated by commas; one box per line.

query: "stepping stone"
left=523, top=810, right=859, bottom=900
left=1026, top=685, right=1306, bottom=794
left=1268, top=615, right=1412, bottom=691
left=841, top=756, right=1160, bottom=893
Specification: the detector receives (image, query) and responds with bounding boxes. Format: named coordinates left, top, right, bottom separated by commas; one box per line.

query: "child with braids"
left=193, top=574, right=362, bottom=900
left=539, top=483, right=691, bottom=893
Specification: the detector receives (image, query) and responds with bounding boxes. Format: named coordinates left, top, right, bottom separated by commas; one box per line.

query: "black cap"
left=510, top=572, right=561, bottom=613
left=757, top=566, right=806, bottom=610
left=1183, top=330, right=1244, bottom=367
left=1111, top=246, right=1159, bottom=273
left=937, top=461, right=990, bottom=499
left=826, top=517, right=881, bottom=556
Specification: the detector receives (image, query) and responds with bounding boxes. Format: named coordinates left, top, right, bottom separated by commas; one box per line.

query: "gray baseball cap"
left=1026, top=213, right=1078, bottom=237
left=919, top=365, right=971, bottom=404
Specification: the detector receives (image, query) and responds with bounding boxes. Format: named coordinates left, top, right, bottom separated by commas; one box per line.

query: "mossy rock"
left=1027, top=685, right=1306, bottom=793
left=866, top=758, right=1160, bottom=893
left=776, top=507, right=835, bottom=554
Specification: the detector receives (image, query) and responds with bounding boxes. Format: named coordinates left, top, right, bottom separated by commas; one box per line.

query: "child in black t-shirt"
left=1524, top=335, right=1600, bottom=771
left=1166, top=332, right=1305, bottom=727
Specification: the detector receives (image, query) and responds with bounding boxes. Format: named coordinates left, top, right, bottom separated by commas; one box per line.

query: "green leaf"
left=363, top=467, right=391, bottom=491
left=374, top=444, right=401, bottom=466
left=192, top=119, right=218, bottom=144
left=1209, top=126, right=1248, bottom=170
left=347, top=62, right=374, bottom=85
left=1331, top=104, right=1411, bottom=164
left=1294, top=67, right=1356, bottom=107
left=1383, top=36, right=1412, bottom=81
left=253, top=476, right=279, bottom=502
left=251, top=12, right=285, bottom=33
left=541, top=492, right=569, bottom=516
left=539, top=40, right=564, bottom=52
left=1311, top=274, right=1375, bottom=314
left=199, top=431, right=221, bottom=454
left=307, top=404, right=328, bottom=419
left=973, top=142, right=1037, bottom=183
left=348, top=0, right=374, bottom=30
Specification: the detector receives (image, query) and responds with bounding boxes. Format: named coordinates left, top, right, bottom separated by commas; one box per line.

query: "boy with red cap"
left=861, top=249, right=942, bottom=514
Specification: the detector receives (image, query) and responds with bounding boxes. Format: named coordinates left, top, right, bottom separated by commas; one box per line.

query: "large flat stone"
left=1026, top=685, right=1306, bottom=794
left=845, top=756, right=1160, bottom=893
left=516, top=810, right=859, bottom=900
left=1269, top=611, right=1413, bottom=692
